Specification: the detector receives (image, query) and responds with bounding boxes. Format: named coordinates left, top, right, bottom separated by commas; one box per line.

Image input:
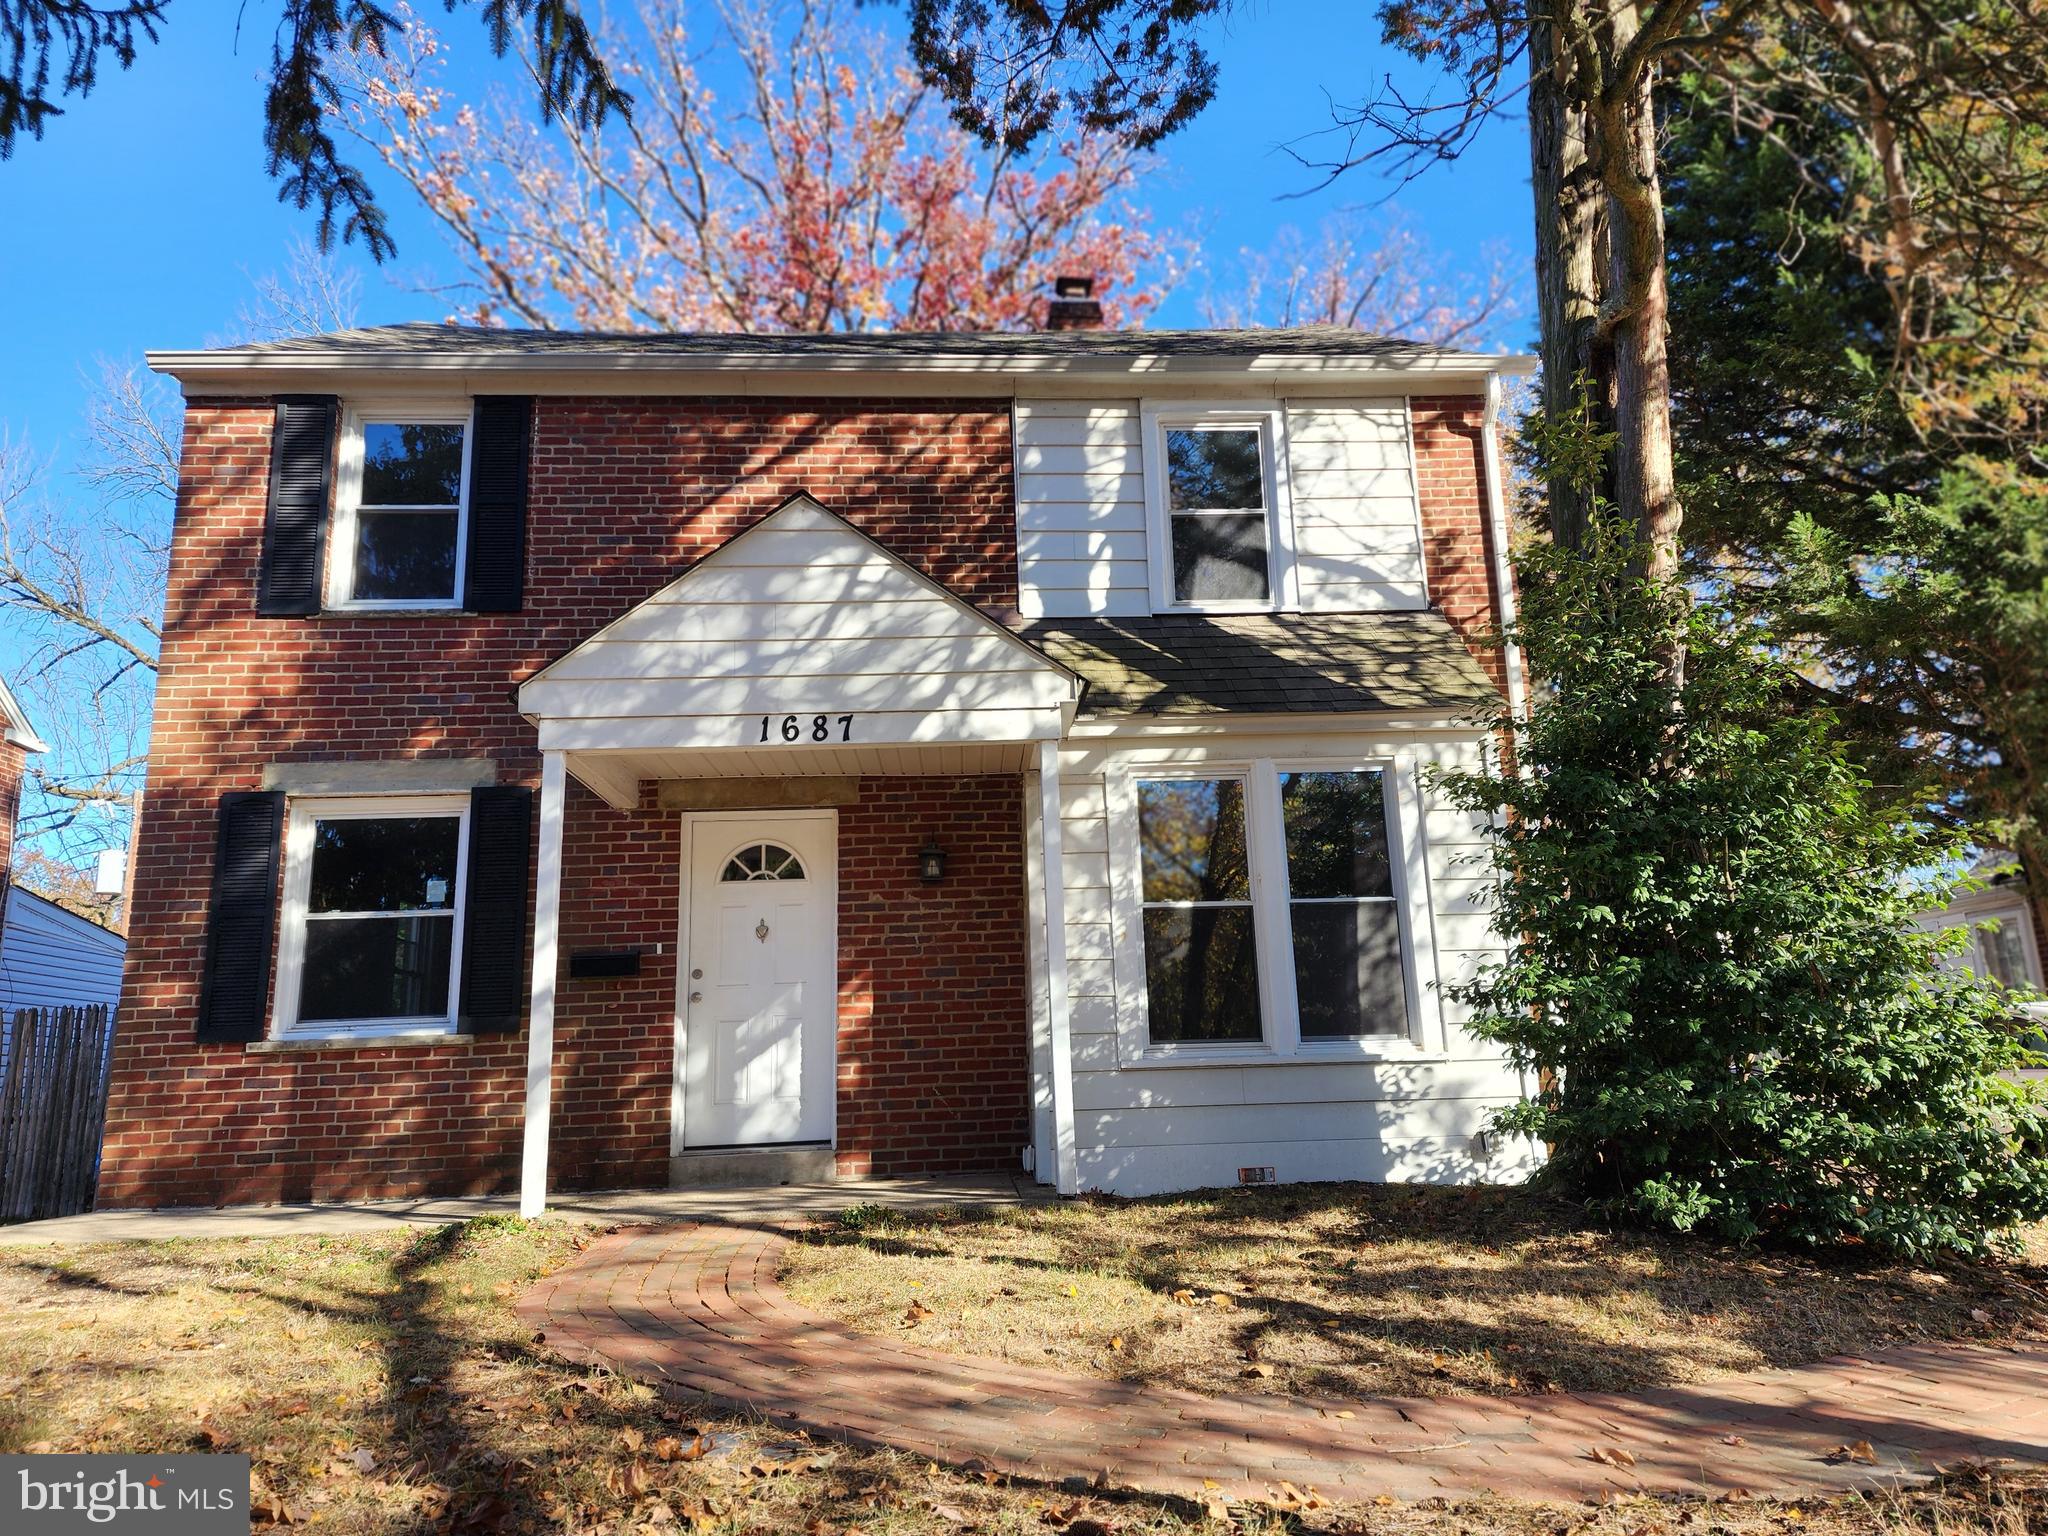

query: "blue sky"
left=0, top=1, right=1534, bottom=466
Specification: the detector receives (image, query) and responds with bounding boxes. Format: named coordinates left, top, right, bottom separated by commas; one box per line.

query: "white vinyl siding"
left=1015, top=401, right=1150, bottom=617
left=1016, top=398, right=1432, bottom=619
left=1286, top=401, right=1429, bottom=612
left=0, top=888, right=125, bottom=1018
left=1039, top=731, right=1535, bottom=1199
left=519, top=499, right=1077, bottom=774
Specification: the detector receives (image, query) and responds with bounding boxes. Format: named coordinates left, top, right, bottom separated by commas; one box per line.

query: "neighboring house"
left=0, top=680, right=126, bottom=1065
left=0, top=674, right=45, bottom=887
left=0, top=886, right=127, bottom=1019
left=1917, top=851, right=2046, bottom=1004
left=101, top=312, right=1540, bottom=1212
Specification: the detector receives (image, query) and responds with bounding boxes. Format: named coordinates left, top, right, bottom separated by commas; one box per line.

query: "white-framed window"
left=1958, top=905, right=2044, bottom=993
left=1277, top=768, right=1414, bottom=1042
left=327, top=407, right=473, bottom=610
left=1141, top=403, right=1296, bottom=612
left=271, top=794, right=471, bottom=1039
left=1108, top=753, right=1439, bottom=1065
left=1135, top=775, right=1266, bottom=1044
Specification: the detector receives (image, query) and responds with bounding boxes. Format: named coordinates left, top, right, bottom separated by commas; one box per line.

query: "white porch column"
left=519, top=751, right=568, bottom=1218
left=1037, top=737, right=1081, bottom=1195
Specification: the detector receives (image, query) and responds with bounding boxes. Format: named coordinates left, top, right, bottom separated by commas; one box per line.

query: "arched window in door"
left=721, top=843, right=806, bottom=882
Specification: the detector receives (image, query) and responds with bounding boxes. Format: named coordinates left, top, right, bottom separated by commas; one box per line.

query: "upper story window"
left=1142, top=404, right=1294, bottom=613
left=1167, top=427, right=1269, bottom=602
left=329, top=411, right=472, bottom=609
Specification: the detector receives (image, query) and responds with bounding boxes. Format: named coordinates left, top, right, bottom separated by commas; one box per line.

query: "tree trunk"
left=1528, top=1, right=1611, bottom=553
left=1596, top=3, right=1684, bottom=589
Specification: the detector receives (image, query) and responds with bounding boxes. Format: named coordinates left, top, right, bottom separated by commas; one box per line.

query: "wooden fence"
left=0, top=1005, right=115, bottom=1223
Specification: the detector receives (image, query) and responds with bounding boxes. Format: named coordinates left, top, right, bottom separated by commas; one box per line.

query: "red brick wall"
left=1412, top=394, right=1516, bottom=698
left=99, top=396, right=1018, bottom=1208
left=836, top=776, right=1029, bottom=1177
left=516, top=774, right=1031, bottom=1193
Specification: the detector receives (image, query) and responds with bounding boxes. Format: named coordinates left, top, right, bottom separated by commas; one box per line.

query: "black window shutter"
left=464, top=396, right=532, bottom=613
left=256, top=395, right=338, bottom=616
left=196, top=792, right=286, bottom=1043
left=460, top=785, right=535, bottom=1034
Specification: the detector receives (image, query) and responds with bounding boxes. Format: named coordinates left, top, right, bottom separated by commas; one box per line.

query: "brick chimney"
left=1045, top=275, right=1104, bottom=331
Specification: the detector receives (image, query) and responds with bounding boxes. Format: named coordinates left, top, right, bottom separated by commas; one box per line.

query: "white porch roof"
left=517, top=495, right=1082, bottom=806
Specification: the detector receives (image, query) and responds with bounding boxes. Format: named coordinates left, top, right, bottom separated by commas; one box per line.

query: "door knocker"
left=755, top=919, right=771, bottom=943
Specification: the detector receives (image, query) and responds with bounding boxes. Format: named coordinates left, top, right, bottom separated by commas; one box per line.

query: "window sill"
left=1114, top=1040, right=1446, bottom=1071
left=319, top=604, right=467, bottom=618
left=249, top=1031, right=474, bottom=1053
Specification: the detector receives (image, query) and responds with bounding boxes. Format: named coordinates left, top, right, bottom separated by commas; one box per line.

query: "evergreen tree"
left=1664, top=79, right=2048, bottom=941
left=1437, top=510, right=2048, bottom=1259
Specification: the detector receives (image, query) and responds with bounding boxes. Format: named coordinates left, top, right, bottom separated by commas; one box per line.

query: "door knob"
left=689, top=991, right=703, bottom=1003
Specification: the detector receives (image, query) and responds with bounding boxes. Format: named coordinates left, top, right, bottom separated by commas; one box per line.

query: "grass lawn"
left=779, top=1184, right=2048, bottom=1401
left=0, top=1212, right=2040, bottom=1536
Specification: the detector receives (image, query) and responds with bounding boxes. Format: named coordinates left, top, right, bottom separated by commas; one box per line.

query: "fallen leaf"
left=1240, top=1363, right=1274, bottom=1380
left=1970, top=1308, right=1994, bottom=1324
left=1588, top=1445, right=1638, bottom=1468
left=619, top=1427, right=646, bottom=1452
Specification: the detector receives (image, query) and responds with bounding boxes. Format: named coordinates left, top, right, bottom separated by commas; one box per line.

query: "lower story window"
left=1137, top=778, right=1263, bottom=1042
left=1280, top=770, right=1411, bottom=1039
left=1128, top=762, right=1420, bottom=1054
left=276, top=797, right=469, bottom=1036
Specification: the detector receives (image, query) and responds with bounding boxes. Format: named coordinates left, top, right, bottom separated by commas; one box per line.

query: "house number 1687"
left=759, top=713, right=855, bottom=743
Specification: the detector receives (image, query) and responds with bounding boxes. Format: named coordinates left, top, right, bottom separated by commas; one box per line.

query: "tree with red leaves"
left=334, top=0, right=1177, bottom=331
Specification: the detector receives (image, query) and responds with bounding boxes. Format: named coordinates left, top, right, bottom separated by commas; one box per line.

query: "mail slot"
left=569, top=947, right=643, bottom=980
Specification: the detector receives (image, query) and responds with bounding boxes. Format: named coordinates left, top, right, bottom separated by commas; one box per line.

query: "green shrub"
left=1438, top=515, right=2048, bottom=1258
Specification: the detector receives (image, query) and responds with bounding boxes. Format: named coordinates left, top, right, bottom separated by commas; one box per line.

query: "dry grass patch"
left=1, top=1214, right=2042, bottom=1535
left=780, top=1184, right=2048, bottom=1401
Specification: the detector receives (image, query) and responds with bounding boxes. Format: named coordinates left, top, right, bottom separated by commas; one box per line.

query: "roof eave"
left=0, top=676, right=47, bottom=754
left=144, top=346, right=1540, bottom=386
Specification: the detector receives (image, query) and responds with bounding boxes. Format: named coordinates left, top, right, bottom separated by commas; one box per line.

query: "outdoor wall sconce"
left=918, top=841, right=948, bottom=884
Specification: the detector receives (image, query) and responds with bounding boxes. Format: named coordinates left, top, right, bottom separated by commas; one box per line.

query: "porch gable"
left=518, top=495, right=1081, bottom=807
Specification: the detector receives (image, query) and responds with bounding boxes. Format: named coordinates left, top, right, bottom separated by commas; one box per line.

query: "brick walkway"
left=517, top=1223, right=2048, bottom=1505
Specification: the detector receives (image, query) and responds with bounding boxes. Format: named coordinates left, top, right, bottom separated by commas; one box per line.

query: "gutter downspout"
left=1479, top=371, right=1542, bottom=1133
left=1479, top=372, right=1526, bottom=723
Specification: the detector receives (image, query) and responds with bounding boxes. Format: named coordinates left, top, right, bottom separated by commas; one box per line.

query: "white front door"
left=679, top=812, right=837, bottom=1148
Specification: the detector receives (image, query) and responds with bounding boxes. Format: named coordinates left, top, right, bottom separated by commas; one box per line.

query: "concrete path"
left=519, top=1222, right=2048, bottom=1507
left=0, top=1174, right=1046, bottom=1245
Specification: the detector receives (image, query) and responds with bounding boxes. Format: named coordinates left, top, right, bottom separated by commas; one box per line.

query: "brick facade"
left=1412, top=394, right=1514, bottom=698
left=835, top=776, right=1029, bottom=1177
left=99, top=396, right=1021, bottom=1208
left=100, top=383, right=1506, bottom=1209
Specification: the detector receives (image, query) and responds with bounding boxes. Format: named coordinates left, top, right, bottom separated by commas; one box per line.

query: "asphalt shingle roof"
left=226, top=321, right=1484, bottom=363
left=1017, top=611, right=1500, bottom=717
